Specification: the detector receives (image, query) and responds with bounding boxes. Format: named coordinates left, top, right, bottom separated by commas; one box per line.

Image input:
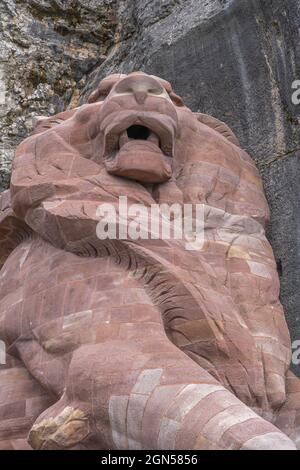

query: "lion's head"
left=88, top=72, right=180, bottom=184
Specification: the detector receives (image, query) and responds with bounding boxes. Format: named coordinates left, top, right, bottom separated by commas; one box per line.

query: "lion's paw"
left=28, top=405, right=90, bottom=450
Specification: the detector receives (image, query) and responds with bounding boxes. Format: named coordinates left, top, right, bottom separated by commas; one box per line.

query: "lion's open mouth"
left=126, top=125, right=151, bottom=140
left=101, top=112, right=176, bottom=162
left=100, top=111, right=176, bottom=183
left=118, top=125, right=161, bottom=152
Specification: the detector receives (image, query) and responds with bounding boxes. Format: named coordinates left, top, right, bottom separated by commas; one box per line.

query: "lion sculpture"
left=0, top=72, right=299, bottom=450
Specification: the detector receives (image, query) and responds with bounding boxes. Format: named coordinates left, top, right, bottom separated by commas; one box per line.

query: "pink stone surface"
left=0, top=72, right=299, bottom=450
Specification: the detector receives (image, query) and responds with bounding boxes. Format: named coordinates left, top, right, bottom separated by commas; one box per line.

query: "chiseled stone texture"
left=0, top=72, right=299, bottom=450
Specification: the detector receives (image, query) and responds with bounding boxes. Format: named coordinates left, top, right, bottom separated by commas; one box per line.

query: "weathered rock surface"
left=0, top=0, right=120, bottom=189
left=0, top=0, right=299, bottom=375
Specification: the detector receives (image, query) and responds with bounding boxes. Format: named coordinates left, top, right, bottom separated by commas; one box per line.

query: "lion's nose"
left=133, top=89, right=148, bottom=105
left=114, top=75, right=165, bottom=104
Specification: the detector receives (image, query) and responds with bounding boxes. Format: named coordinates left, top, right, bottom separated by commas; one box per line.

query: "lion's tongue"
left=106, top=138, right=172, bottom=183
left=118, top=139, right=164, bottom=157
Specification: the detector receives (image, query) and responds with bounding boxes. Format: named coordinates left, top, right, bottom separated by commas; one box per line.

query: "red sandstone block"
left=0, top=416, right=33, bottom=440
left=95, top=323, right=120, bottom=343
left=123, top=289, right=151, bottom=305
left=24, top=265, right=58, bottom=297
left=91, top=307, right=111, bottom=323
left=25, top=395, right=54, bottom=418
left=0, top=401, right=26, bottom=420
left=141, top=384, right=185, bottom=449
left=63, top=278, right=97, bottom=315
left=11, top=438, right=32, bottom=450
left=57, top=259, right=101, bottom=283
left=21, top=293, right=43, bottom=332
left=40, top=285, right=65, bottom=322
left=96, top=272, right=132, bottom=290
left=119, top=322, right=162, bottom=341
left=110, top=305, right=133, bottom=323
left=0, top=440, right=14, bottom=450
left=91, top=289, right=124, bottom=309
left=131, top=304, right=161, bottom=323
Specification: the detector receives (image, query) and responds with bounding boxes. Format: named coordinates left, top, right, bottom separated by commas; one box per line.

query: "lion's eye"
left=99, top=94, right=109, bottom=101
left=149, top=88, right=162, bottom=95
left=101, top=84, right=114, bottom=96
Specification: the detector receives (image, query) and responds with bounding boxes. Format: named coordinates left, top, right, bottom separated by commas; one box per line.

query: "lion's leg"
left=275, top=370, right=300, bottom=448
left=27, top=333, right=296, bottom=450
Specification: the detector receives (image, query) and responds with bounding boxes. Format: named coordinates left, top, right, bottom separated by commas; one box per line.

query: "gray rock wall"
left=0, top=0, right=120, bottom=189
left=1, top=0, right=300, bottom=374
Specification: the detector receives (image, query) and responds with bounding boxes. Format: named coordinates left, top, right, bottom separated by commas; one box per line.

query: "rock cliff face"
left=0, top=0, right=120, bottom=189
left=0, top=0, right=300, bottom=374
